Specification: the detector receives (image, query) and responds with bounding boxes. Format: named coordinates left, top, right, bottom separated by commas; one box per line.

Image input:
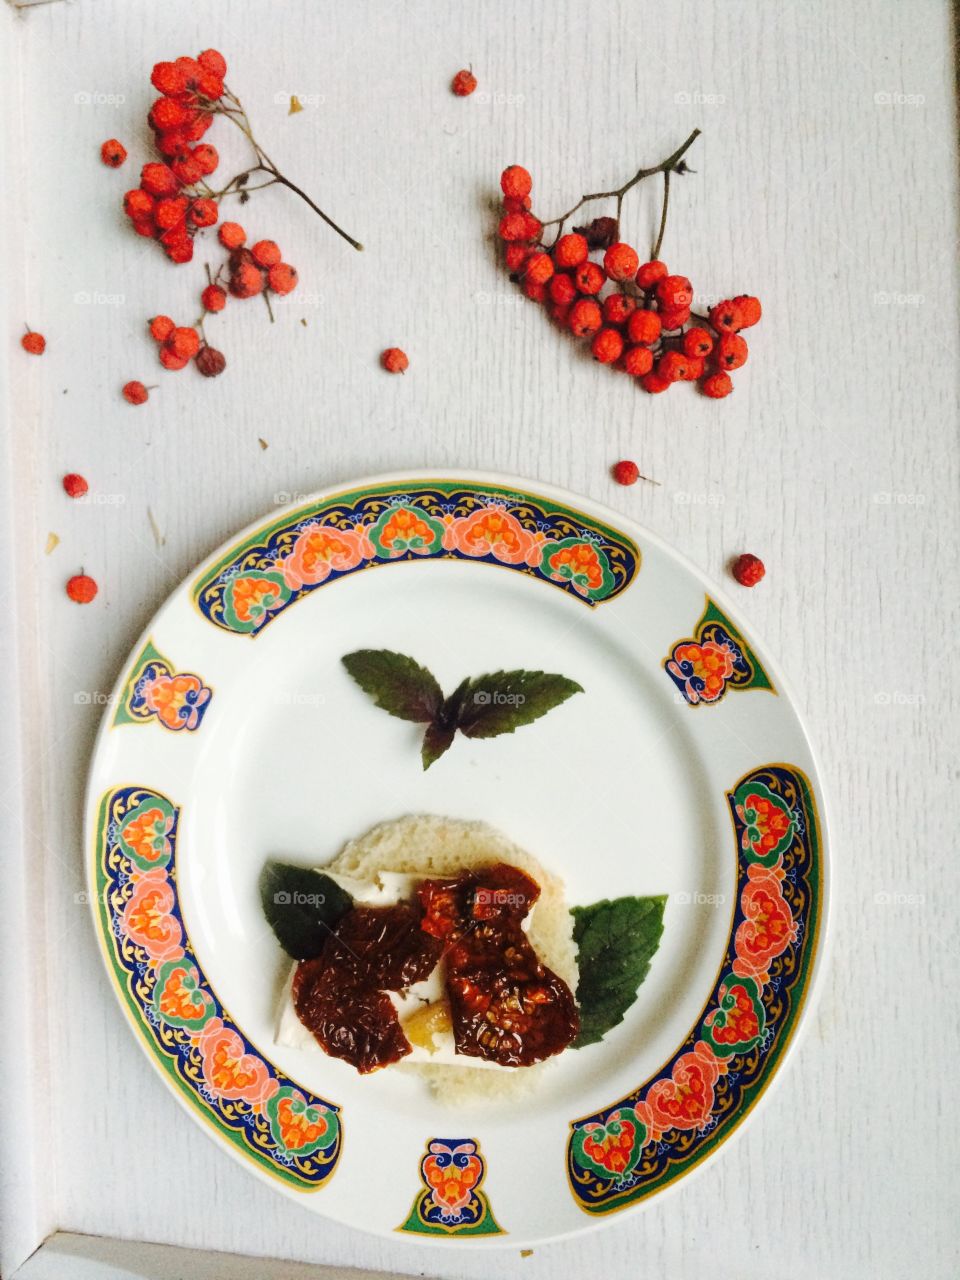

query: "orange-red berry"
left=498, top=212, right=531, bottom=242
left=167, top=327, right=201, bottom=359
left=626, top=309, right=661, bottom=346
left=568, top=298, right=602, bottom=338
left=123, top=380, right=149, bottom=404
left=381, top=347, right=409, bottom=373
left=192, top=144, right=219, bottom=176
left=155, top=196, right=189, bottom=230
left=123, top=188, right=154, bottom=219
left=451, top=69, right=477, bottom=96
left=218, top=221, right=246, bottom=249
left=151, top=61, right=187, bottom=96
left=554, top=233, right=588, bottom=269
left=62, top=473, right=88, bottom=499
left=229, top=262, right=264, bottom=298
left=656, top=274, right=693, bottom=310
left=149, top=97, right=192, bottom=132
left=657, top=306, right=690, bottom=331
left=159, top=348, right=189, bottom=371
left=734, top=295, right=762, bottom=327
left=683, top=327, right=714, bottom=358
left=732, top=553, right=765, bottom=587
left=709, top=300, right=744, bottom=333
left=641, top=371, right=671, bottom=394
left=502, top=194, right=532, bottom=214
left=21, top=331, right=45, bottom=355
left=612, top=460, right=640, bottom=486
left=500, top=165, right=533, bottom=199
left=603, top=242, right=640, bottom=282
left=198, top=49, right=227, bottom=78
left=573, top=261, right=604, bottom=295
left=201, top=284, right=227, bottom=312
left=504, top=243, right=532, bottom=272
left=549, top=273, right=578, bottom=306
left=683, top=356, right=705, bottom=381
left=602, top=293, right=636, bottom=326
left=716, top=333, right=748, bottom=370
left=658, top=351, right=690, bottom=383
left=622, top=345, right=654, bottom=377
left=700, top=371, right=733, bottom=398
left=252, top=240, right=282, bottom=268
left=189, top=198, right=218, bottom=227
left=100, top=138, right=127, bottom=168
left=524, top=252, right=554, bottom=286
left=140, top=162, right=179, bottom=197
left=66, top=574, right=98, bottom=604
left=171, top=155, right=203, bottom=185
left=635, top=259, right=668, bottom=289
left=267, top=263, right=298, bottom=294
left=522, top=278, right=547, bottom=303
left=591, top=328, right=624, bottom=364
left=148, top=315, right=175, bottom=342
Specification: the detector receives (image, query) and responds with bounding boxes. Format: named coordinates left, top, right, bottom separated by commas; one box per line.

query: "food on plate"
left=265, top=815, right=666, bottom=1101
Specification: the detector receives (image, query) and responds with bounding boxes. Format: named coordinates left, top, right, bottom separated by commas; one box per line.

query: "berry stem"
left=542, top=127, right=701, bottom=237
left=651, top=169, right=671, bottom=261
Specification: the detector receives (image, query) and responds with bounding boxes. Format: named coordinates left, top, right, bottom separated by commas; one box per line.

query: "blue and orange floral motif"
left=193, top=483, right=640, bottom=636
left=665, top=598, right=774, bottom=706
left=567, top=763, right=821, bottom=1215
left=94, top=784, right=342, bottom=1191
left=115, top=641, right=212, bottom=732
left=398, top=1138, right=503, bottom=1237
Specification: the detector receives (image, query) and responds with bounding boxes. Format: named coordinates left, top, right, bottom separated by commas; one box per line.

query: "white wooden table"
left=3, top=1, right=958, bottom=1276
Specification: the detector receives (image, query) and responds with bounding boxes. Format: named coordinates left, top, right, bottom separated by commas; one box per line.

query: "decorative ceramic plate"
left=86, top=471, right=829, bottom=1247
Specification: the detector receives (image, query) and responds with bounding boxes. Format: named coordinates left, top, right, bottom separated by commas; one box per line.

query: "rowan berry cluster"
left=496, top=150, right=761, bottom=398
left=147, top=313, right=224, bottom=378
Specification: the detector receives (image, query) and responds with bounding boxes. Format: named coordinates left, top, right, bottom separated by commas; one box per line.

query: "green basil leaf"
left=454, top=671, right=583, bottom=739
left=341, top=650, right=443, bottom=723
left=259, top=861, right=354, bottom=959
left=571, top=895, right=667, bottom=1048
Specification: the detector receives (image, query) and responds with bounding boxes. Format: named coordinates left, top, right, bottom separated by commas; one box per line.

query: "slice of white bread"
left=323, top=813, right=578, bottom=1103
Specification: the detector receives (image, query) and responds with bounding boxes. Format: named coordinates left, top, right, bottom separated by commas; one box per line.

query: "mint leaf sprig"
left=570, top=895, right=667, bottom=1047
left=341, top=649, right=583, bottom=769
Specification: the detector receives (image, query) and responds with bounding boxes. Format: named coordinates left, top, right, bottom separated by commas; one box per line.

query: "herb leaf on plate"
left=571, top=895, right=667, bottom=1047
left=341, top=649, right=443, bottom=723
left=259, top=860, right=354, bottom=959
left=455, top=671, right=584, bottom=738
left=341, top=649, right=583, bottom=768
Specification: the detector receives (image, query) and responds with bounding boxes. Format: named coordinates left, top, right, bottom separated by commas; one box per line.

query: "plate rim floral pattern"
left=84, top=469, right=831, bottom=1248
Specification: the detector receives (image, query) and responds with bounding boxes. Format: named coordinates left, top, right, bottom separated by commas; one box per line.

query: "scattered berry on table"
left=219, top=221, right=246, bottom=250
left=123, top=380, right=150, bottom=404
left=195, top=346, right=226, bottom=377
left=451, top=69, right=478, bottom=97
left=201, top=284, right=227, bottom=312
left=381, top=347, right=409, bottom=374
left=251, top=239, right=282, bottom=268
left=612, top=460, right=640, bottom=486
left=62, top=474, right=88, bottom=499
left=100, top=139, right=127, bottom=168
left=267, top=262, right=298, bottom=294
left=732, top=553, right=765, bottom=587
left=66, top=574, right=98, bottom=604
left=21, top=329, right=45, bottom=355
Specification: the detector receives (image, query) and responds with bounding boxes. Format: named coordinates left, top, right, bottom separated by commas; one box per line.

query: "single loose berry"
left=683, top=327, right=714, bottom=358
left=568, top=298, right=602, bottom=338
left=622, top=345, right=654, bottom=377
left=626, top=309, right=661, bottom=346
left=123, top=380, right=149, bottom=405
left=451, top=69, right=477, bottom=96
left=657, top=306, right=690, bottom=331
left=21, top=330, right=45, bottom=355
left=219, top=221, right=246, bottom=249
left=229, top=262, right=264, bottom=298
left=504, top=243, right=532, bottom=272
left=195, top=346, right=226, bottom=377
left=635, top=260, right=668, bottom=289
left=553, top=233, right=588, bottom=269
left=591, top=327, right=624, bottom=364
left=159, top=347, right=189, bottom=371
left=100, top=138, right=127, bottom=168
left=603, top=293, right=637, bottom=326
left=549, top=273, right=578, bottom=306
left=500, top=165, right=533, bottom=199
left=140, top=162, right=179, bottom=197
left=62, top=473, right=88, bottom=499
left=603, top=242, right=640, bottom=282
left=167, top=327, right=201, bottom=360
left=641, top=371, right=671, bottom=394
left=732, top=553, right=765, bottom=587
left=381, top=347, right=409, bottom=373
left=700, top=371, right=733, bottom=398
left=148, top=315, right=175, bottom=342
left=198, top=49, right=227, bottom=78
left=189, top=198, right=218, bottom=227
left=66, top=574, right=98, bottom=604
left=658, top=351, right=690, bottom=383
left=716, top=333, right=748, bottom=371
left=251, top=240, right=282, bottom=268
left=709, top=300, right=744, bottom=333
left=573, top=261, right=605, bottom=295
left=123, top=188, right=154, bottom=219
left=734, top=295, right=762, bottom=328
left=192, top=144, right=219, bottom=176
left=656, top=274, right=694, bottom=310
left=201, top=284, right=227, bottom=312
left=267, top=263, right=298, bottom=295
left=612, top=460, right=640, bottom=486
left=524, top=252, right=554, bottom=286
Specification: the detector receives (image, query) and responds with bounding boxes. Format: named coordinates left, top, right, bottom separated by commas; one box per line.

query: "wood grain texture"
left=3, top=0, right=958, bottom=1276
